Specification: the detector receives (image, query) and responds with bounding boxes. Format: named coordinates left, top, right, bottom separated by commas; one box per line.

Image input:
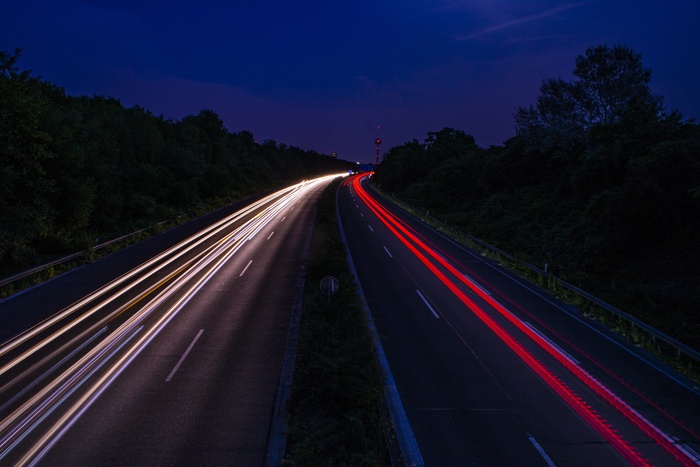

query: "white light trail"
left=0, top=173, right=346, bottom=465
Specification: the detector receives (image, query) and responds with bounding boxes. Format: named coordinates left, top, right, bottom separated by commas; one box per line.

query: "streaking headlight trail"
left=0, top=173, right=346, bottom=466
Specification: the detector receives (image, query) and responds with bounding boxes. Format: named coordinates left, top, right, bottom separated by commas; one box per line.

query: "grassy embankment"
left=0, top=201, right=231, bottom=300
left=284, top=178, right=391, bottom=466
left=373, top=185, right=700, bottom=385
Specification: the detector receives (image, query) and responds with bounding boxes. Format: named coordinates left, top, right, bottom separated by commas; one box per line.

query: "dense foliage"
left=0, top=49, right=352, bottom=276
left=374, top=45, right=700, bottom=349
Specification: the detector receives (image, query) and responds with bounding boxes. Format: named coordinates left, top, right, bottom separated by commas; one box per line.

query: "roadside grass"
left=0, top=205, right=215, bottom=300
left=372, top=185, right=700, bottom=387
left=285, top=178, right=390, bottom=466
left=0, top=178, right=395, bottom=463
left=0, top=229, right=154, bottom=300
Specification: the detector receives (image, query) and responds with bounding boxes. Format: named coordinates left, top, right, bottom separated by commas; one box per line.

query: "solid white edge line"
left=239, top=260, right=253, bottom=277
left=368, top=186, right=700, bottom=463
left=528, top=434, right=557, bottom=467
left=166, top=329, right=204, bottom=382
left=336, top=180, right=424, bottom=467
left=265, top=210, right=316, bottom=466
left=524, top=322, right=580, bottom=365
left=2, top=174, right=347, bottom=464
left=673, top=438, right=700, bottom=464
left=416, top=290, right=440, bottom=319
left=393, top=197, right=700, bottom=395
left=463, top=274, right=492, bottom=296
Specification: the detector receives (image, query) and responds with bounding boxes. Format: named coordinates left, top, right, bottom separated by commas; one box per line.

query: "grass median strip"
left=284, top=178, right=390, bottom=466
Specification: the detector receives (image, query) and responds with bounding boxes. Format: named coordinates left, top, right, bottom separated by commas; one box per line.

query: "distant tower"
left=374, top=138, right=381, bottom=164
left=374, top=124, right=382, bottom=165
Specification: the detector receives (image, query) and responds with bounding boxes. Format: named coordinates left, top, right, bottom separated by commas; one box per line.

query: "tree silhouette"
left=514, top=45, right=664, bottom=150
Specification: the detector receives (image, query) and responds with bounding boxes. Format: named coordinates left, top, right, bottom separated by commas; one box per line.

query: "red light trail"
left=349, top=174, right=699, bottom=466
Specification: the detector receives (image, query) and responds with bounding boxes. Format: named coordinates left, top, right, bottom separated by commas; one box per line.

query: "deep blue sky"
left=3, top=1, right=699, bottom=163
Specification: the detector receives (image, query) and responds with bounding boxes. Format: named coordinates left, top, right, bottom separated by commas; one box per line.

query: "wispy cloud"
left=455, top=1, right=595, bottom=41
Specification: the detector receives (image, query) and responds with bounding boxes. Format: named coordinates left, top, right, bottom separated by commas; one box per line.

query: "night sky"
left=3, top=1, right=699, bottom=163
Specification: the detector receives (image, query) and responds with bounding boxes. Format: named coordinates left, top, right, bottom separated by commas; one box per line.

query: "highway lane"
left=0, top=174, right=342, bottom=465
left=338, top=174, right=700, bottom=466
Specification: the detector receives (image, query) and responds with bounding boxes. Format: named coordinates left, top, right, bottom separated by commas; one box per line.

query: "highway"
left=338, top=173, right=700, bottom=466
left=0, top=174, right=342, bottom=466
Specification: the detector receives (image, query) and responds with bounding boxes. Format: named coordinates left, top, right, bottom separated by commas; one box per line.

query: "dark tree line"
left=374, top=45, right=700, bottom=348
left=0, top=49, right=352, bottom=275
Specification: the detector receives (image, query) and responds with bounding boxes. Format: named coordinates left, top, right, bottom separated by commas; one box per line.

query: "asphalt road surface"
left=338, top=173, right=700, bottom=466
left=0, top=175, right=340, bottom=466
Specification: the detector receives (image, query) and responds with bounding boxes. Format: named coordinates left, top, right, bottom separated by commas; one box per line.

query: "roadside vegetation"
left=3, top=42, right=698, bottom=459
left=0, top=48, right=352, bottom=282
left=372, top=187, right=700, bottom=384
left=373, top=45, right=700, bottom=353
left=285, top=178, right=390, bottom=466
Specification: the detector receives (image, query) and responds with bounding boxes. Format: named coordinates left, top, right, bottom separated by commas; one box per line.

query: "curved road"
left=0, top=175, right=341, bottom=466
left=338, top=174, right=700, bottom=466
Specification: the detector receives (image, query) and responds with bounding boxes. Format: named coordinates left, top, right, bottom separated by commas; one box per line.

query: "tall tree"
left=424, top=128, right=478, bottom=166
left=574, top=44, right=662, bottom=126
left=0, top=49, right=54, bottom=267
left=514, top=45, right=664, bottom=149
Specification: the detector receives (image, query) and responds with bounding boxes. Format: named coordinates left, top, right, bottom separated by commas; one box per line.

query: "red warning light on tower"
left=374, top=138, right=382, bottom=164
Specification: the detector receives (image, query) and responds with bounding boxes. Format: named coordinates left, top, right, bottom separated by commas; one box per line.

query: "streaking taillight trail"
left=349, top=174, right=699, bottom=466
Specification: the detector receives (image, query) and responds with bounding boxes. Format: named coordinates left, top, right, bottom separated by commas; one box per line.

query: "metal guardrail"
left=463, top=232, right=700, bottom=364
left=374, top=187, right=700, bottom=365
left=0, top=222, right=167, bottom=289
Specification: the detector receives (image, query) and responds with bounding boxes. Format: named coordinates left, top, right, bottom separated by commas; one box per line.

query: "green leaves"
left=286, top=180, right=388, bottom=466
left=0, top=49, right=354, bottom=276
left=374, top=44, right=700, bottom=349
left=0, top=49, right=55, bottom=268
left=573, top=45, right=659, bottom=126
left=515, top=44, right=664, bottom=153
